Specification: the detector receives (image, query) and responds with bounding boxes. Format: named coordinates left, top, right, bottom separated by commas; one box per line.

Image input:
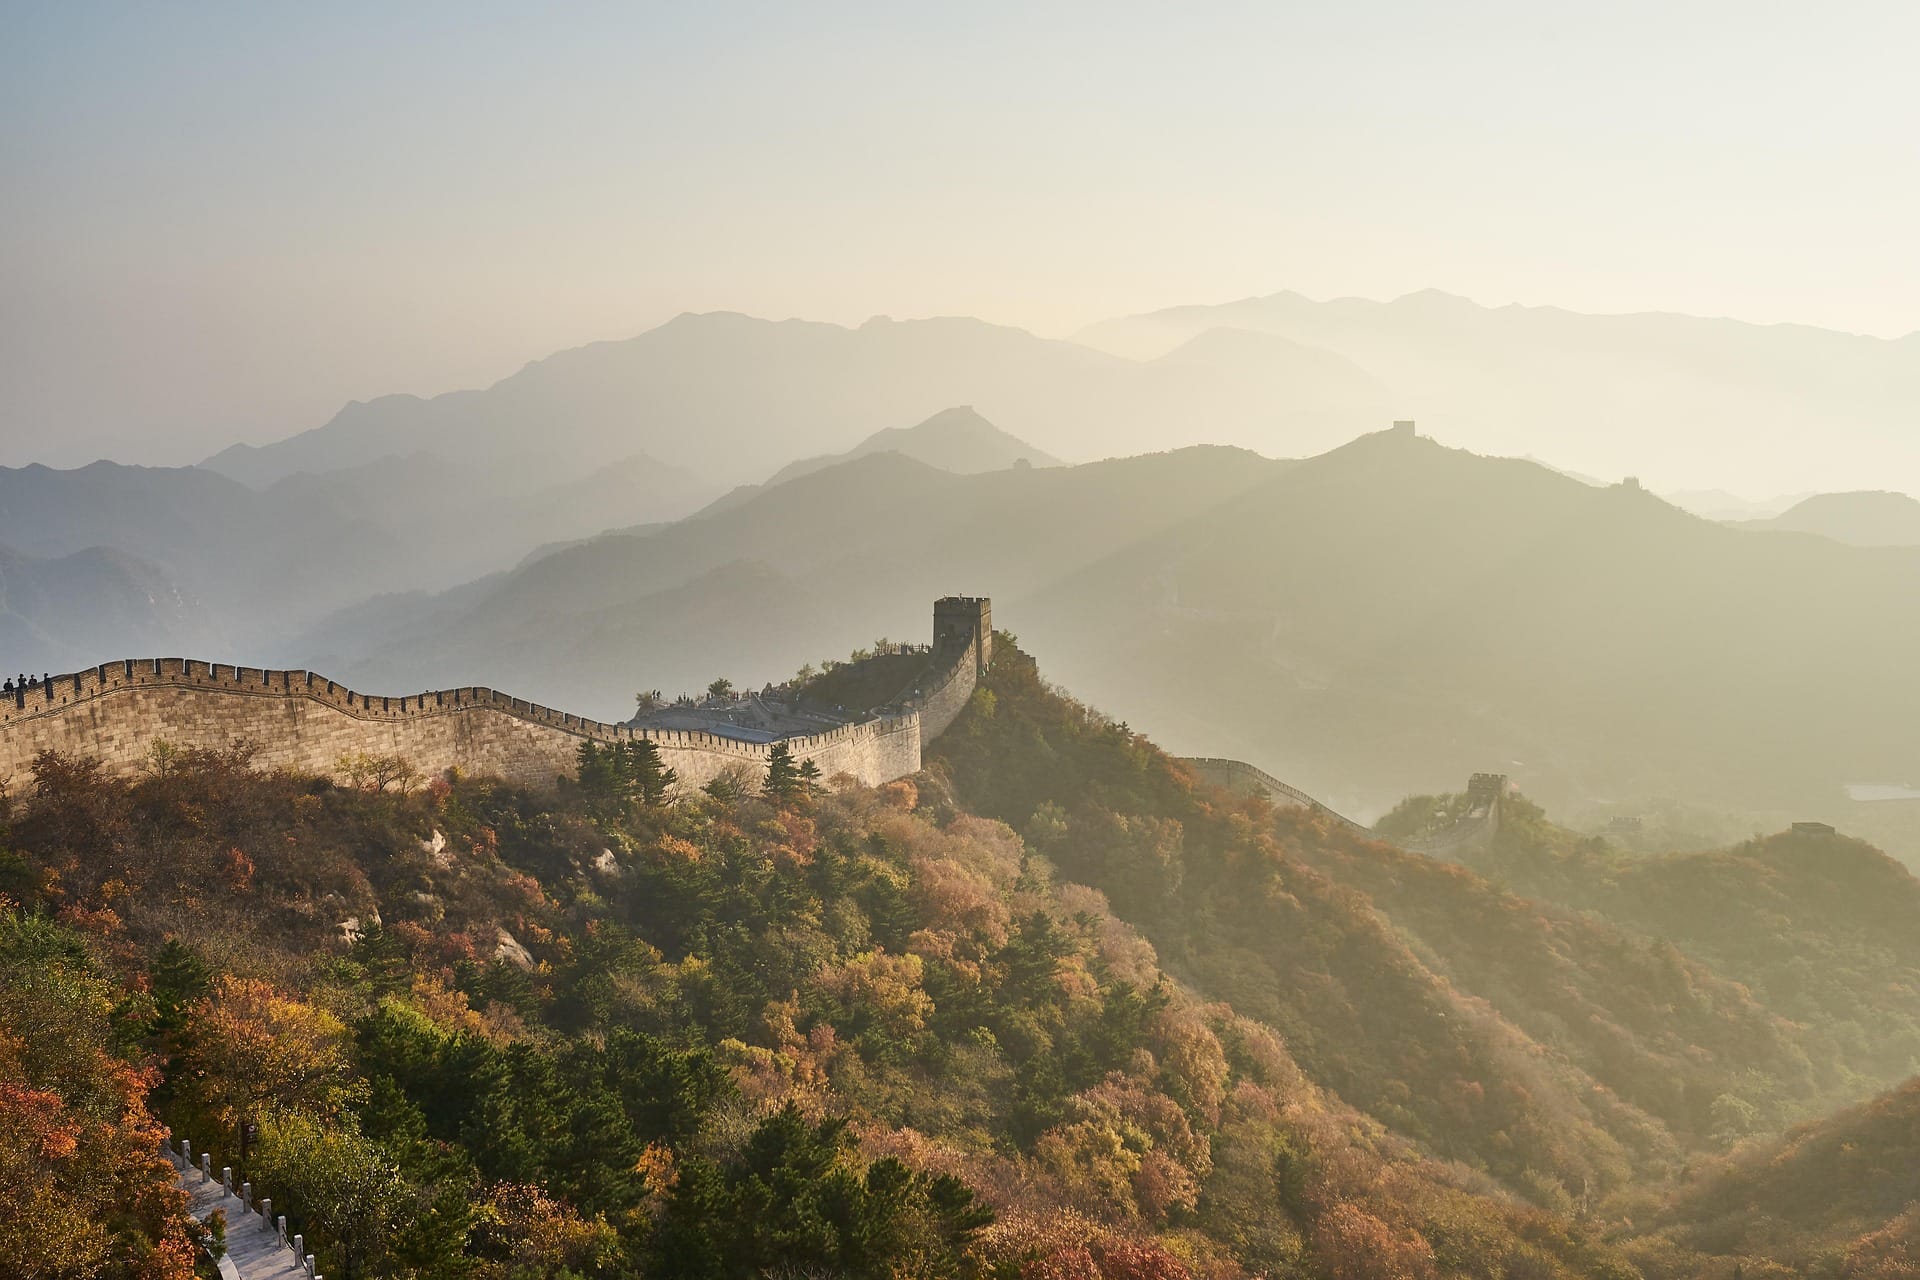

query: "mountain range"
left=0, top=450, right=717, bottom=663
left=280, top=422, right=1920, bottom=850
left=8, top=291, right=1920, bottom=857
left=1075, top=288, right=1920, bottom=495
left=192, top=295, right=1920, bottom=499
left=201, top=310, right=1391, bottom=490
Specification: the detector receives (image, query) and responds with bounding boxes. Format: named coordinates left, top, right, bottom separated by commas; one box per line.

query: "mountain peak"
left=1754, top=489, right=1920, bottom=547
left=1391, top=287, right=1481, bottom=309
left=759, top=407, right=1063, bottom=491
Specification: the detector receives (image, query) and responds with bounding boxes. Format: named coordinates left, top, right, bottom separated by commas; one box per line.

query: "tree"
left=251, top=1110, right=407, bottom=1280
left=648, top=1104, right=991, bottom=1278
left=148, top=937, right=211, bottom=1040
left=702, top=764, right=757, bottom=803
left=179, top=976, right=363, bottom=1131
left=579, top=740, right=678, bottom=808
left=625, top=738, right=679, bottom=807
left=707, top=678, right=734, bottom=701
left=337, top=752, right=421, bottom=794
left=465, top=1182, right=621, bottom=1280
left=576, top=740, right=620, bottom=800
left=764, top=742, right=802, bottom=802
left=0, top=907, right=201, bottom=1278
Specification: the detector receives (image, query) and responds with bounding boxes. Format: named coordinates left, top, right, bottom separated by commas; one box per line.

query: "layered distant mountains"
left=0, top=451, right=718, bottom=664
left=8, top=291, right=1920, bottom=849
left=193, top=297, right=1920, bottom=498
left=286, top=420, right=1920, bottom=839
left=201, top=311, right=1390, bottom=489
left=314, top=439, right=1280, bottom=712
left=1076, top=289, right=1920, bottom=496
left=1016, top=429, right=1920, bottom=817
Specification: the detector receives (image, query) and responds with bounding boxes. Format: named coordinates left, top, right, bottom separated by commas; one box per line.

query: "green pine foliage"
left=576, top=739, right=680, bottom=811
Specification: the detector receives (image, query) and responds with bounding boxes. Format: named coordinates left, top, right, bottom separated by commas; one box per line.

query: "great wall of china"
left=1179, top=756, right=1506, bottom=856
left=0, top=590, right=1507, bottom=860
left=0, top=597, right=994, bottom=797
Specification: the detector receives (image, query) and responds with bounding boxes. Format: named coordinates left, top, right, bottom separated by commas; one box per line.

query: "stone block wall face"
left=907, top=638, right=979, bottom=742
left=0, top=602, right=973, bottom=796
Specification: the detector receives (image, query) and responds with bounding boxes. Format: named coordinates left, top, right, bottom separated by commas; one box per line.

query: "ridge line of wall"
left=1179, top=755, right=1503, bottom=855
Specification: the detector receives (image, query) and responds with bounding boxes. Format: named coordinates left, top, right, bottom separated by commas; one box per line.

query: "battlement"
left=0, top=599, right=990, bottom=796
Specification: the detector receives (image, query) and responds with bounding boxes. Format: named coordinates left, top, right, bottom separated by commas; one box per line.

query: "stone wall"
left=0, top=602, right=975, bottom=796
left=1180, top=755, right=1504, bottom=856
left=1179, top=757, right=1370, bottom=832
left=902, top=636, right=980, bottom=743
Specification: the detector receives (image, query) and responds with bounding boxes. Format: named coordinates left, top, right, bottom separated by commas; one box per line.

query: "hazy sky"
left=4, top=0, right=1917, bottom=467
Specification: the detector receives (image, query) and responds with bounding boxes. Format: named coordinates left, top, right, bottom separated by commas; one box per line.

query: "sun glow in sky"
left=3, top=0, right=1917, bottom=464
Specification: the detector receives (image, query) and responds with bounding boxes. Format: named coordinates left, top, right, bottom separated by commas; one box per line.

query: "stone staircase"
left=164, top=1138, right=315, bottom=1280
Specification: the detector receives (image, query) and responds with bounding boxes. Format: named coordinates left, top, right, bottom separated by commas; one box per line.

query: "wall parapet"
left=0, top=656, right=920, bottom=762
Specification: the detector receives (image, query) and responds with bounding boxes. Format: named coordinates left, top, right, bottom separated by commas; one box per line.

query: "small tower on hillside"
left=934, top=597, right=993, bottom=673
left=1467, top=773, right=1509, bottom=808
left=1391, top=419, right=1417, bottom=436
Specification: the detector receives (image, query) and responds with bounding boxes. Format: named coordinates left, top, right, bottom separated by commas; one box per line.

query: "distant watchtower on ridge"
left=1467, top=772, right=1509, bottom=808
left=934, top=597, right=993, bottom=673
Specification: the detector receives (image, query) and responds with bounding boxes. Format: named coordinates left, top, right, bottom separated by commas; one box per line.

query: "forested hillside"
left=1630, top=1078, right=1920, bottom=1278
left=4, top=641, right=1916, bottom=1277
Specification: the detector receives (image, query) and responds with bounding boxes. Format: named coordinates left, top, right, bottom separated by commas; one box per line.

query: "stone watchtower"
left=1467, top=773, right=1509, bottom=808
left=934, top=597, right=993, bottom=673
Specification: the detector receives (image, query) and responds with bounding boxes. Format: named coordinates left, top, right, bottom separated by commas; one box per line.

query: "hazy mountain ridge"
left=285, top=426, right=1920, bottom=844
left=1742, top=488, right=1920, bottom=546
left=0, top=542, right=216, bottom=672
left=0, top=450, right=717, bottom=665
left=763, top=405, right=1062, bottom=485
left=1013, top=428, right=1920, bottom=822
left=1076, top=289, right=1920, bottom=494
left=201, top=310, right=1396, bottom=489
left=696, top=406, right=1064, bottom=519
left=315, top=444, right=1284, bottom=716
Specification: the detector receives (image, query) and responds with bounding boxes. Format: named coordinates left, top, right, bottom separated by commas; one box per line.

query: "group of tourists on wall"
left=5, top=673, right=51, bottom=695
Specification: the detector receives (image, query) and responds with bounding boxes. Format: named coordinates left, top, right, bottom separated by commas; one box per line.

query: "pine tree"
left=576, top=740, right=618, bottom=798
left=629, top=737, right=678, bottom=806
left=764, top=742, right=802, bottom=801
left=149, top=937, right=211, bottom=1039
